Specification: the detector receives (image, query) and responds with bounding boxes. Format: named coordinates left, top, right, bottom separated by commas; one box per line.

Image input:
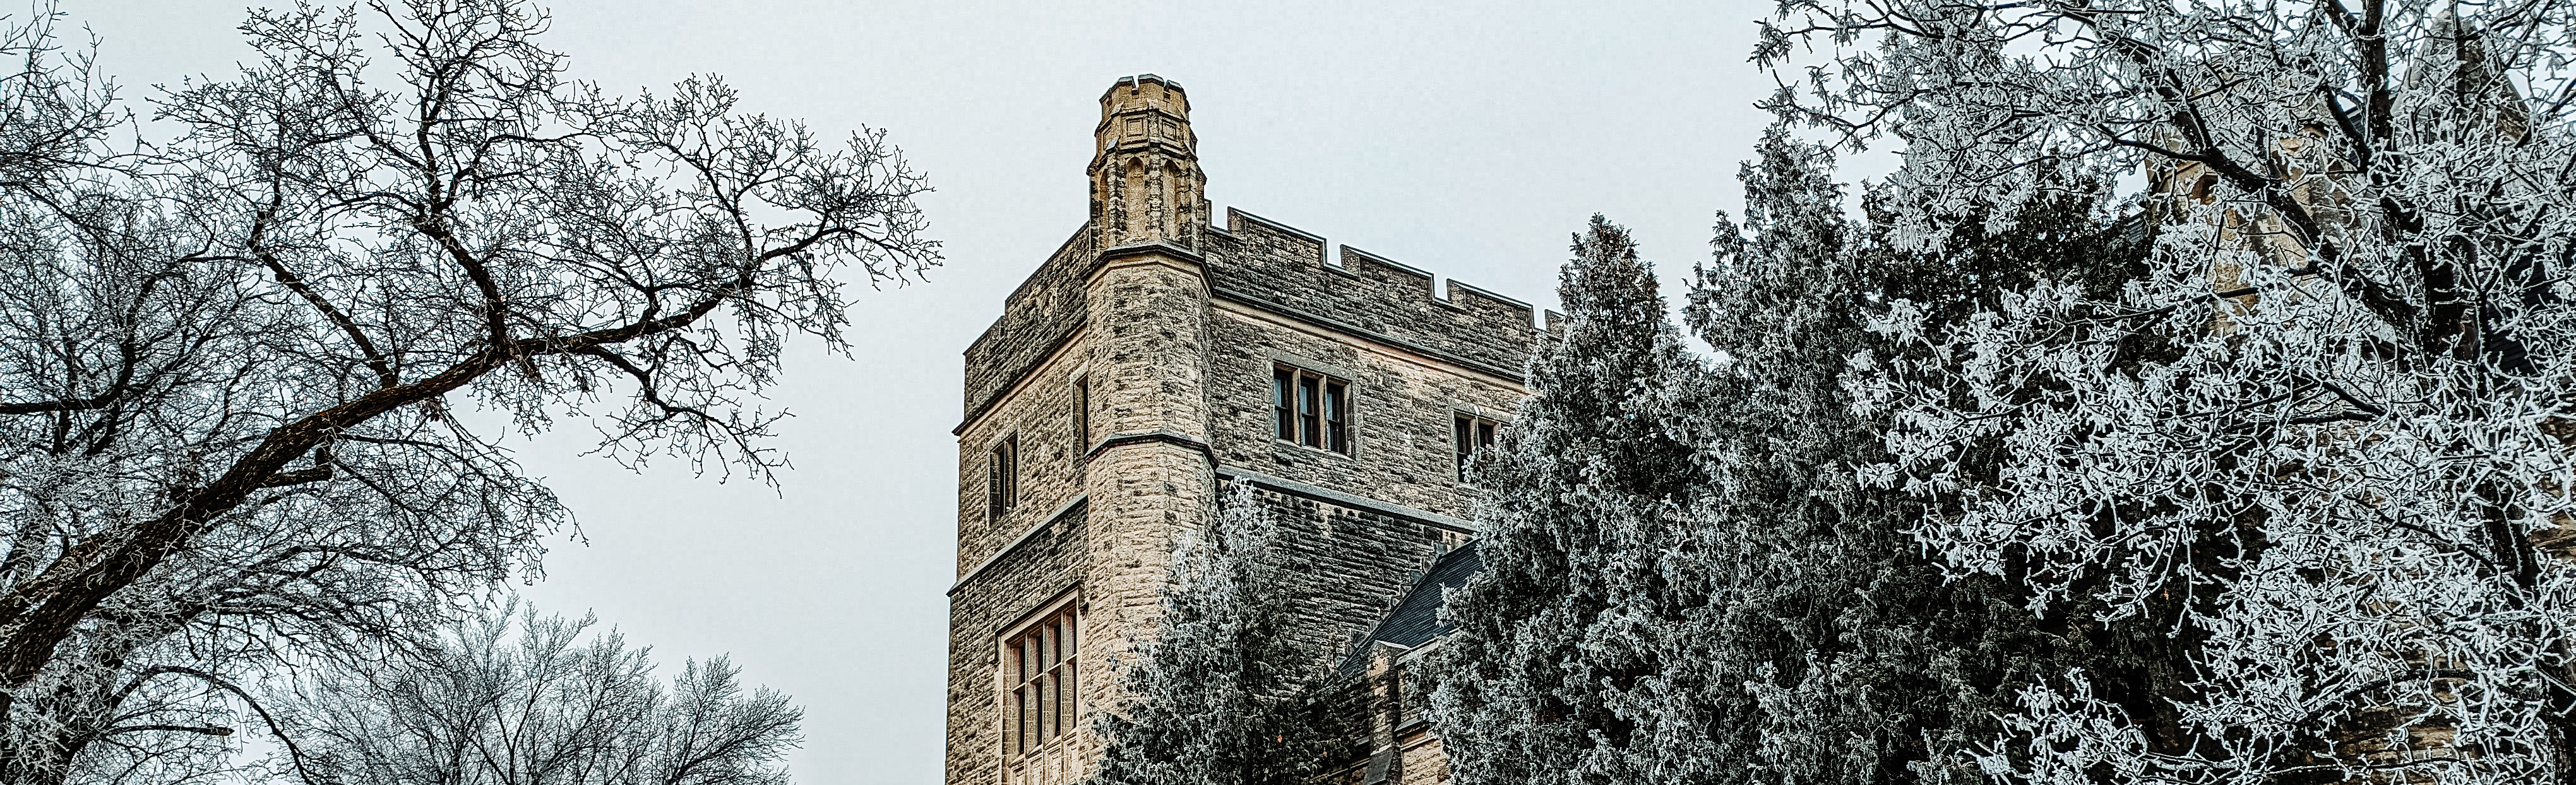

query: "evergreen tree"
left=1429, top=137, right=2148, bottom=785
left=1429, top=215, right=1704, bottom=785
left=1094, top=482, right=1330, bottom=785
left=1671, top=128, right=2133, bottom=785
left=1674, top=127, right=1931, bottom=785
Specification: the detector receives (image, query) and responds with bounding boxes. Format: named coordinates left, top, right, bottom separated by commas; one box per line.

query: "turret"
left=1074, top=74, right=1220, bottom=781
left=1089, top=74, right=1208, bottom=250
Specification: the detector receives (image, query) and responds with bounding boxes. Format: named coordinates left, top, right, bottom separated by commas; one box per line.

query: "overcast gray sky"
left=68, top=1, right=1825, bottom=782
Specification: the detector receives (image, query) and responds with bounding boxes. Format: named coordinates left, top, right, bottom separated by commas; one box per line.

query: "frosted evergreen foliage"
left=1428, top=153, right=2121, bottom=785
left=1429, top=216, right=1704, bottom=785
left=1685, top=129, right=1952, bottom=785
left=1674, top=129, right=2132, bottom=785
left=1094, top=482, right=1328, bottom=785
left=1762, top=0, right=2576, bottom=779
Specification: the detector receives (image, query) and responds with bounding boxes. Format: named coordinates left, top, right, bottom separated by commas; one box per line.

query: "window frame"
left=987, top=434, right=1020, bottom=524
left=1453, top=413, right=1500, bottom=483
left=1071, top=375, right=1091, bottom=454
left=1272, top=365, right=1352, bottom=455
left=1000, top=596, right=1082, bottom=768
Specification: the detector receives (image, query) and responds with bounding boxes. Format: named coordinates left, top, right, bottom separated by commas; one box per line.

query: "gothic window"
left=1003, top=603, right=1080, bottom=760
left=987, top=435, right=1018, bottom=523
left=1454, top=414, right=1499, bottom=482
left=1272, top=365, right=1349, bottom=454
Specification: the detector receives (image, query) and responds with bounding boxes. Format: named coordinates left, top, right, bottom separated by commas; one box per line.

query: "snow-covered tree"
left=1428, top=215, right=1704, bottom=785
left=1649, top=127, right=2144, bottom=785
left=1427, top=135, right=2169, bottom=785
left=275, top=601, right=802, bottom=785
left=1671, top=127, right=1995, bottom=785
left=1763, top=0, right=2576, bottom=779
left=0, top=1, right=933, bottom=779
left=1093, top=482, right=1331, bottom=785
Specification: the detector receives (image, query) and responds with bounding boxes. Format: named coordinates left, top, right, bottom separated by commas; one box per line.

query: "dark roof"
left=1334, top=541, right=1482, bottom=676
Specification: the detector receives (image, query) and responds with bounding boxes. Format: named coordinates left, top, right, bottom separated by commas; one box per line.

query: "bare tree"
left=0, top=0, right=934, bottom=779
left=278, top=601, right=802, bottom=785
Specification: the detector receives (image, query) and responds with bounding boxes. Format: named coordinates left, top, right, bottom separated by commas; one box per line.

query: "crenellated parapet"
left=961, top=205, right=1545, bottom=430
left=1207, top=208, right=1538, bottom=380
left=962, top=225, right=1094, bottom=420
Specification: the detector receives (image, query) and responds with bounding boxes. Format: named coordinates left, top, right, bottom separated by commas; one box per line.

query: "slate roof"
left=1335, top=541, right=1482, bottom=676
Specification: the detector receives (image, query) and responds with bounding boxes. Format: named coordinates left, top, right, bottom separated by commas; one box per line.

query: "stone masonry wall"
left=1207, top=209, right=1537, bottom=379
left=955, top=331, right=1093, bottom=578
left=963, top=226, right=1095, bottom=423
left=1321, top=728, right=1448, bottom=785
left=1223, top=481, right=1456, bottom=681
left=953, top=208, right=1534, bottom=785
left=943, top=481, right=1448, bottom=785
left=1319, top=647, right=1451, bottom=785
left=961, top=208, right=1539, bottom=522
left=945, top=504, right=1088, bottom=785
left=1205, top=307, right=1525, bottom=520
left=1398, top=734, right=1450, bottom=785
left=955, top=74, right=1541, bottom=785
left=948, top=297, right=1100, bottom=785
left=1064, top=246, right=1224, bottom=785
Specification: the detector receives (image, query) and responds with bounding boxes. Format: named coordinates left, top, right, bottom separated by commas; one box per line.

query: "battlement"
left=1207, top=208, right=1537, bottom=380
left=961, top=226, right=1094, bottom=421
left=959, top=204, right=1545, bottom=431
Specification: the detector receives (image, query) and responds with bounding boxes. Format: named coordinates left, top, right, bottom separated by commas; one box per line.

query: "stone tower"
left=947, top=75, right=1543, bottom=785
left=1088, top=74, right=1209, bottom=251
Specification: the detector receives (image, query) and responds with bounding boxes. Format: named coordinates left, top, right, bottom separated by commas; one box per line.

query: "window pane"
left=1061, top=661, right=1077, bottom=736
left=1455, top=416, right=1472, bottom=480
left=1022, top=640, right=1039, bottom=746
left=1325, top=382, right=1347, bottom=454
left=1073, top=377, right=1088, bottom=447
left=1008, top=685, right=1021, bottom=754
left=1062, top=615, right=1077, bottom=656
left=1298, top=377, right=1320, bottom=447
left=1042, top=623, right=1057, bottom=668
left=1273, top=369, right=1294, bottom=440
left=989, top=447, right=1006, bottom=521
left=1003, top=438, right=1018, bottom=508
left=1478, top=422, right=1496, bottom=451
left=1037, top=673, right=1052, bottom=740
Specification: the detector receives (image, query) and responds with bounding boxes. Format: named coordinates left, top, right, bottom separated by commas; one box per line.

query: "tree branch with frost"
left=0, top=1, right=934, bottom=780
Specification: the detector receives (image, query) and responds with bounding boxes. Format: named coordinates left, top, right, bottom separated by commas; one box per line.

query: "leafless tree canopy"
left=278, top=603, right=804, bottom=785
left=0, top=0, right=936, bottom=780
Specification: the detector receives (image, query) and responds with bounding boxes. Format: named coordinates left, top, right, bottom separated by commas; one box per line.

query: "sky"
left=65, top=1, right=1846, bottom=782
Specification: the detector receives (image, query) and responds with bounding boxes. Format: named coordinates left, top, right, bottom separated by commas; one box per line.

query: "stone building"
left=945, top=74, right=1544, bottom=785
